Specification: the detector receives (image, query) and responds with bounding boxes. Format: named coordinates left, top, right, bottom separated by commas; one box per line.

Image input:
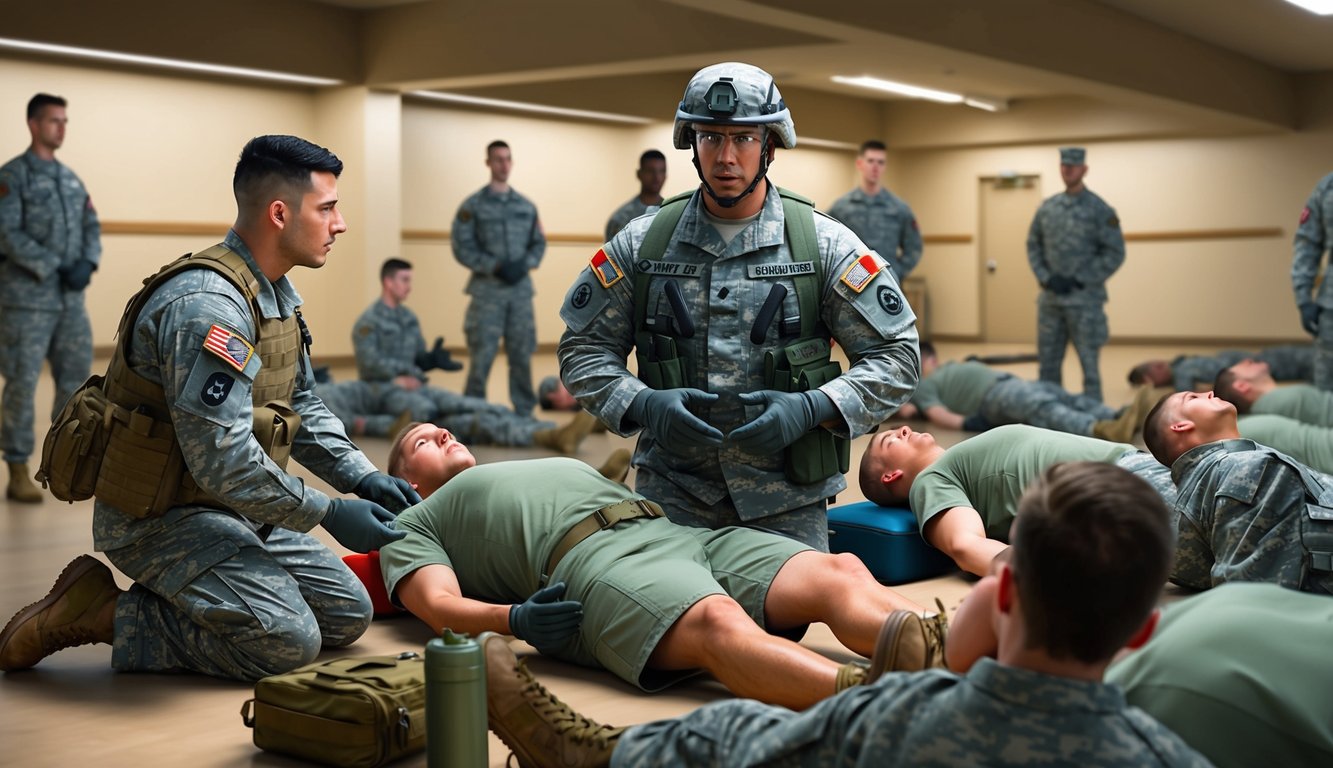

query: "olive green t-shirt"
left=1238, top=414, right=1333, bottom=475
left=1253, top=384, right=1333, bottom=427
left=377, top=457, right=639, bottom=605
left=909, top=424, right=1134, bottom=538
left=910, top=361, right=1002, bottom=414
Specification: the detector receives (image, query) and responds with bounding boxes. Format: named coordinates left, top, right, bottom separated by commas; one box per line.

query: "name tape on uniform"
left=203, top=324, right=255, bottom=372
left=636, top=260, right=703, bottom=277
left=746, top=261, right=815, bottom=279
left=589, top=249, right=624, bottom=288
left=840, top=253, right=887, bottom=293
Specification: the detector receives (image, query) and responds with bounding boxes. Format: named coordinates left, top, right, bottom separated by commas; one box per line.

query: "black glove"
left=321, top=498, right=407, bottom=553
left=353, top=472, right=422, bottom=514
left=496, top=259, right=528, bottom=285
left=414, top=337, right=464, bottom=372
left=508, top=582, right=583, bottom=652
left=730, top=390, right=839, bottom=455
left=627, top=388, right=723, bottom=450
left=312, top=365, right=334, bottom=384
left=1045, top=274, right=1078, bottom=295
left=1300, top=302, right=1321, bottom=336
left=59, top=260, right=95, bottom=291
left=961, top=413, right=993, bottom=432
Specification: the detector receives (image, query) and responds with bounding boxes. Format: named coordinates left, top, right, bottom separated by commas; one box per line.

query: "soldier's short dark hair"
left=381, top=258, right=412, bottom=281
left=859, top=140, right=887, bottom=154
left=27, top=93, right=66, bottom=121
left=1127, top=363, right=1151, bottom=386
left=1141, top=394, right=1176, bottom=466
left=1212, top=369, right=1250, bottom=414
left=486, top=140, right=510, bottom=158
left=233, top=135, right=343, bottom=210
left=1010, top=461, right=1173, bottom=664
left=919, top=340, right=936, bottom=360
left=639, top=149, right=666, bottom=166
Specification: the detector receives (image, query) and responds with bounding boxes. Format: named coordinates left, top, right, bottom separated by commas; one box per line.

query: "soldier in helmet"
left=558, top=62, right=920, bottom=550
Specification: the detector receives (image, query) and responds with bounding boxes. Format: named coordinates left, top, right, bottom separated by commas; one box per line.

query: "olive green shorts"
left=550, top=517, right=811, bottom=690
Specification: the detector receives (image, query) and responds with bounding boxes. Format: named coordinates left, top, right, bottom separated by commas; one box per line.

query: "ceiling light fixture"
left=1283, top=0, right=1333, bottom=15
left=963, top=95, right=1009, bottom=113
left=0, top=36, right=342, bottom=86
left=832, top=75, right=963, bottom=104
left=407, top=90, right=654, bottom=125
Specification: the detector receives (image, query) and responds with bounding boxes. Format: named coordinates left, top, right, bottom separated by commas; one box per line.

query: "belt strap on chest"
left=545, top=499, right=664, bottom=579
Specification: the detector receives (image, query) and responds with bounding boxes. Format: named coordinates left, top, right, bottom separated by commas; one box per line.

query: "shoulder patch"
left=457, top=208, right=472, bottom=223
left=0, top=182, right=7, bottom=198
left=1107, top=215, right=1120, bottom=227
left=1301, top=206, right=1312, bottom=225
left=203, top=324, right=255, bottom=372
left=356, top=324, right=373, bottom=337
left=840, top=253, right=886, bottom=294
left=200, top=372, right=235, bottom=407
left=589, top=248, right=623, bottom=288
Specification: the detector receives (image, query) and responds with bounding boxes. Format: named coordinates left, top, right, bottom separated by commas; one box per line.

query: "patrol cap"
left=538, top=375, right=560, bottom=403
left=1059, top=146, right=1086, bottom=165
left=673, top=62, right=796, bottom=150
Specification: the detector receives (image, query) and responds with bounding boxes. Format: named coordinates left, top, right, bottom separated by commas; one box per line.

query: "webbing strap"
left=633, top=190, right=693, bottom=334
left=544, top=499, right=664, bottom=579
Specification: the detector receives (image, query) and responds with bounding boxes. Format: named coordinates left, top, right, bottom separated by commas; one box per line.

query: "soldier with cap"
left=1027, top=147, right=1125, bottom=402
left=0, top=135, right=416, bottom=680
left=1293, top=172, right=1333, bottom=389
left=605, top=150, right=667, bottom=241
left=827, top=140, right=923, bottom=281
left=558, top=62, right=920, bottom=551
left=0, top=93, right=101, bottom=503
left=451, top=140, right=545, bottom=417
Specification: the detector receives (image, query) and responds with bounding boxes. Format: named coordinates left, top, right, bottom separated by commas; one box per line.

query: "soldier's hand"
left=496, top=259, right=528, bottom=285
left=415, top=337, right=464, bottom=373
left=59, top=260, right=96, bottom=291
left=1300, top=302, right=1321, bottom=336
left=509, top=582, right=582, bottom=652
left=354, top=471, right=422, bottom=513
left=627, top=388, right=723, bottom=449
left=730, top=390, right=838, bottom=455
left=1045, top=274, right=1076, bottom=295
left=321, top=499, right=408, bottom=553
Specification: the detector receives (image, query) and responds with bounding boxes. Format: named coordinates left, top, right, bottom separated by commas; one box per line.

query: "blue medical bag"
left=827, top=501, right=956, bottom=584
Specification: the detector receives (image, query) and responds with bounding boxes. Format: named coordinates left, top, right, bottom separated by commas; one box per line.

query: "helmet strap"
left=691, top=127, right=772, bottom=209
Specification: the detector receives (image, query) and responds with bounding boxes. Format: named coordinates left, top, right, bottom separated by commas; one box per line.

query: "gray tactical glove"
left=508, top=582, right=583, bottom=652
left=1300, top=302, right=1321, bottom=336
left=1045, top=274, right=1080, bottom=295
left=730, top=390, right=838, bottom=455
left=353, top=472, right=422, bottom=514
left=627, top=388, right=723, bottom=450
left=496, top=259, right=528, bottom=285
left=59, top=260, right=96, bottom=291
left=321, top=499, right=407, bottom=553
left=414, top=337, right=463, bottom=372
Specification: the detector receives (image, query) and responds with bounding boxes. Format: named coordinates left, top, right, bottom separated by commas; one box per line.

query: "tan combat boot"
left=6, top=462, right=42, bottom=503
left=0, top=555, right=121, bottom=671
left=482, top=632, right=621, bottom=768
left=1093, top=383, right=1170, bottom=443
left=532, top=411, right=598, bottom=456
left=387, top=410, right=414, bottom=442
left=835, top=598, right=950, bottom=691
left=595, top=449, right=632, bottom=484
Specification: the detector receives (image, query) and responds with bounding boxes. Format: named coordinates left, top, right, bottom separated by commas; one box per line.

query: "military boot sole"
left=0, top=555, right=115, bottom=671
left=865, top=609, right=927, bottom=683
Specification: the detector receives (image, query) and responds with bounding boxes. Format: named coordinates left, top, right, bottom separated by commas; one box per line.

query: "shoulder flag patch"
left=840, top=253, right=886, bottom=294
left=590, top=248, right=624, bottom=288
left=203, top=324, right=255, bottom=372
left=1300, top=206, right=1312, bottom=225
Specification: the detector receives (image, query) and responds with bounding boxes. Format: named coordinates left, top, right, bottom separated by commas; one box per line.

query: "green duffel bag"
left=240, top=653, right=427, bottom=768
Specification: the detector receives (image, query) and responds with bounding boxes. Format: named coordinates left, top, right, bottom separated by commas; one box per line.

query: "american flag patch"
left=590, top=249, right=623, bottom=288
left=203, top=325, right=254, bottom=372
left=840, top=253, right=886, bottom=293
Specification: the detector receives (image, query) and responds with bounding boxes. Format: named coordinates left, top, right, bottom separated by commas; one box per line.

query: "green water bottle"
left=425, top=629, right=488, bottom=768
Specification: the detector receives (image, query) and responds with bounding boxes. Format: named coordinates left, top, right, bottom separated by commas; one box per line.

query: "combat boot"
left=482, top=632, right=621, bottom=768
left=6, top=462, right=42, bottom=504
left=0, top=555, right=121, bottom=671
left=835, top=599, right=950, bottom=691
left=595, top=449, right=632, bottom=484
left=532, top=411, right=598, bottom=456
left=387, top=410, right=414, bottom=441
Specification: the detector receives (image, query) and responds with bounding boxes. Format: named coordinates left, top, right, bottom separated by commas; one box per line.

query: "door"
left=980, top=175, right=1043, bottom=343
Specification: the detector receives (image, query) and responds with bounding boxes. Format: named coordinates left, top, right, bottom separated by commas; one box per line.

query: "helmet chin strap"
left=691, top=128, right=772, bottom=209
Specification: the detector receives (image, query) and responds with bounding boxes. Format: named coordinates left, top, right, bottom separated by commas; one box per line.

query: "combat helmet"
left=674, top=62, right=796, bottom=207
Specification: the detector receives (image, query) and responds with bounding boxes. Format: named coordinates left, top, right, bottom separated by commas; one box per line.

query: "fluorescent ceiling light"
left=1283, top=0, right=1333, bottom=15
left=0, top=37, right=341, bottom=86
left=963, top=96, right=1009, bottom=113
left=832, top=75, right=963, bottom=104
left=408, top=91, right=653, bottom=125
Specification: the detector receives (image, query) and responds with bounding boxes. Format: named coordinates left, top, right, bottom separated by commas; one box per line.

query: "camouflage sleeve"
left=1026, top=206, right=1049, bottom=285
left=450, top=195, right=497, bottom=275
left=605, top=209, right=628, bottom=242
left=556, top=229, right=646, bottom=436
left=819, top=223, right=921, bottom=438
left=825, top=197, right=851, bottom=227
left=148, top=277, right=328, bottom=530
left=898, top=203, right=923, bottom=275
left=79, top=174, right=101, bottom=266
left=352, top=310, right=401, bottom=382
left=523, top=201, right=546, bottom=268
left=1168, top=505, right=1213, bottom=591
left=289, top=353, right=378, bottom=493
left=1292, top=175, right=1331, bottom=305
left=0, top=164, right=58, bottom=278
left=1084, top=200, right=1125, bottom=284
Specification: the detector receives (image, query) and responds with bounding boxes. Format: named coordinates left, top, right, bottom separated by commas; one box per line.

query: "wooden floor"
left=0, top=341, right=1237, bottom=766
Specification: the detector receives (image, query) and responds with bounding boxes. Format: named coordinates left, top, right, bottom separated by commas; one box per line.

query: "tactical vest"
left=90, top=245, right=301, bottom=518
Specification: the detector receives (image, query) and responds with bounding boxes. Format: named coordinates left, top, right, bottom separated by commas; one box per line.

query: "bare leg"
left=924, top=507, right=1009, bottom=577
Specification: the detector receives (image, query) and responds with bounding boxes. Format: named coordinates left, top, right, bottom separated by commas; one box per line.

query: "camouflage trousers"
left=420, top=387, right=554, bottom=446
left=1114, top=450, right=1177, bottom=510
left=0, top=304, right=92, bottom=463
left=1256, top=344, right=1314, bottom=382
left=316, top=381, right=434, bottom=437
left=1037, top=298, right=1108, bottom=402
left=979, top=376, right=1117, bottom=436
left=104, top=510, right=372, bottom=681
left=1311, top=308, right=1333, bottom=390
left=462, top=288, right=536, bottom=416
left=636, top=465, right=830, bottom=552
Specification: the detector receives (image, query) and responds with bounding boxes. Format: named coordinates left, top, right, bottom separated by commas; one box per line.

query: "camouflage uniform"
left=1027, top=188, right=1125, bottom=402
left=827, top=187, right=923, bottom=281
left=612, top=658, right=1210, bottom=768
left=314, top=380, right=427, bottom=437
left=1170, top=345, right=1312, bottom=391
left=1292, top=172, right=1333, bottom=389
left=605, top=197, right=654, bottom=242
left=1255, top=344, right=1314, bottom=382
left=451, top=186, right=545, bottom=416
left=92, top=231, right=379, bottom=681
left=1170, top=437, right=1333, bottom=595
left=351, top=299, right=555, bottom=444
left=0, top=149, right=100, bottom=463
left=560, top=186, right=919, bottom=551
left=912, top=360, right=1117, bottom=436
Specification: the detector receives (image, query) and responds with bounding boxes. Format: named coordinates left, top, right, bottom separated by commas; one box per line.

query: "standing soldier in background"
left=451, top=140, right=546, bottom=416
left=0, top=93, right=101, bottom=503
left=604, top=150, right=667, bottom=241
left=1292, top=171, right=1333, bottom=390
left=559, top=62, right=919, bottom=551
left=1027, top=147, right=1125, bottom=402
left=827, top=140, right=923, bottom=281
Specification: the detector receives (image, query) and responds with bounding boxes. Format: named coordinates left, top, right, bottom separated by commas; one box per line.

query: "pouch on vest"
left=764, top=340, right=849, bottom=485
left=95, top=397, right=190, bottom=519
left=253, top=402, right=301, bottom=470
left=635, top=332, right=690, bottom=390
left=36, top=375, right=114, bottom=502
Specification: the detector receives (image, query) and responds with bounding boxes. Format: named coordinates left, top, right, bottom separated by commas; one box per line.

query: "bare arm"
left=395, top=563, right=513, bottom=637
left=923, top=405, right=965, bottom=430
